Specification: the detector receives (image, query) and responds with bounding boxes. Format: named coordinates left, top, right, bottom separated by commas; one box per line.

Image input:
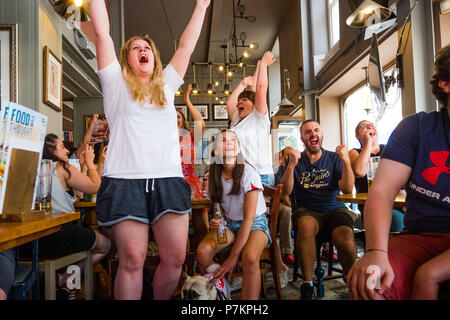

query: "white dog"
left=181, top=263, right=231, bottom=300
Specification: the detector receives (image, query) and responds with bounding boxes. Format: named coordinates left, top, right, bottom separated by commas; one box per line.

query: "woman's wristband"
left=366, top=248, right=388, bottom=254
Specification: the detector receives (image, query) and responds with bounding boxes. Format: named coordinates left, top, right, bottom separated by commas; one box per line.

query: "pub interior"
left=0, top=0, right=449, bottom=303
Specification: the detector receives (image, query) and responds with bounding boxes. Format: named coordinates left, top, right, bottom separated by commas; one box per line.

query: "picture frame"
left=194, top=104, right=209, bottom=121
left=175, top=104, right=188, bottom=119
left=85, top=114, right=109, bottom=144
left=43, top=45, right=63, bottom=111
left=0, top=24, right=18, bottom=105
left=213, top=104, right=228, bottom=120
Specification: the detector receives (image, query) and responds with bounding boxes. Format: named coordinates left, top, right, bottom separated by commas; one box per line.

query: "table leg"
left=32, top=240, right=40, bottom=300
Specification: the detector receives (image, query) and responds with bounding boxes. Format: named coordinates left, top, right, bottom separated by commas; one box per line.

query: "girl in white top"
left=227, top=52, right=276, bottom=186
left=196, top=130, right=270, bottom=300
left=90, top=0, right=210, bottom=300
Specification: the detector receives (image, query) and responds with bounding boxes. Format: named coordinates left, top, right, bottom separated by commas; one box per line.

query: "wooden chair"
left=216, top=184, right=284, bottom=300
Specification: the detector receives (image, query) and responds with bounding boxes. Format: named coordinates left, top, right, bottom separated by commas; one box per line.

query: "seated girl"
left=21, top=134, right=111, bottom=291
left=195, top=130, right=270, bottom=300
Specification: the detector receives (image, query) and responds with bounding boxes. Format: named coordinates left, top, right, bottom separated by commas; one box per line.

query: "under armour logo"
left=421, top=151, right=450, bottom=185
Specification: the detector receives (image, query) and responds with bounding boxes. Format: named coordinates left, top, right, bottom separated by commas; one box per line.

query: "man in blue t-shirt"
left=281, top=120, right=357, bottom=300
left=348, top=45, right=450, bottom=300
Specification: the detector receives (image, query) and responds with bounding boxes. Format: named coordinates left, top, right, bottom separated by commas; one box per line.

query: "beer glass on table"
left=366, top=156, right=380, bottom=191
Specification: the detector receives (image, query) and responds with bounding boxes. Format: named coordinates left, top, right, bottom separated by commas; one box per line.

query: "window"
left=344, top=67, right=403, bottom=149
left=276, top=123, right=302, bottom=152
left=328, top=0, right=340, bottom=48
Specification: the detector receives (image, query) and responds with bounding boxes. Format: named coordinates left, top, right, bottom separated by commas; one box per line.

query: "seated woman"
left=195, top=130, right=270, bottom=300
left=21, top=134, right=111, bottom=293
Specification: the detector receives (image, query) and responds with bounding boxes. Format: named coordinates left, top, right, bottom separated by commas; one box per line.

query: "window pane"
left=328, top=0, right=340, bottom=47
left=344, top=70, right=403, bottom=149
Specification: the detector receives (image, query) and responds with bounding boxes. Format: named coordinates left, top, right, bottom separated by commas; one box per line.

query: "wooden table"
left=0, top=211, right=80, bottom=252
left=0, top=211, right=79, bottom=300
left=191, top=198, right=213, bottom=210
left=336, top=193, right=406, bottom=209
left=74, top=201, right=98, bottom=230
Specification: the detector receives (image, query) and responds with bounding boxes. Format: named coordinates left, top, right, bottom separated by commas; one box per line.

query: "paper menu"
left=0, top=101, right=48, bottom=214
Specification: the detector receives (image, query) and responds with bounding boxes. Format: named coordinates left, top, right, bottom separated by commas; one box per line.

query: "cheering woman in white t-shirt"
left=196, top=130, right=271, bottom=300
left=227, top=52, right=276, bottom=187
left=90, top=0, right=210, bottom=300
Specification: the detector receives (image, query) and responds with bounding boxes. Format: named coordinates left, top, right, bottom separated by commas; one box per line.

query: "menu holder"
left=0, top=149, right=46, bottom=222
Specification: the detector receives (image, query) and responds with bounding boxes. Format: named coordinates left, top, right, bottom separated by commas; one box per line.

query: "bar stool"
left=22, top=250, right=93, bottom=300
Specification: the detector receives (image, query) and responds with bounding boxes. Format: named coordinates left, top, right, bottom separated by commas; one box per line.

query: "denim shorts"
left=225, top=214, right=272, bottom=244
left=260, top=174, right=275, bottom=188
left=96, top=176, right=191, bottom=227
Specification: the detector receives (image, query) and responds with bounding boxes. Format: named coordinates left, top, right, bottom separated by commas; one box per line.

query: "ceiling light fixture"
left=278, top=69, right=295, bottom=107
left=206, top=63, right=216, bottom=95
left=346, top=0, right=392, bottom=28
left=191, top=63, right=201, bottom=95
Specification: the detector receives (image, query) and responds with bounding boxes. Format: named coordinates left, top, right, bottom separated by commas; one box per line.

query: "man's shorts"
left=383, top=232, right=450, bottom=300
left=292, top=206, right=354, bottom=235
left=96, top=176, right=191, bottom=227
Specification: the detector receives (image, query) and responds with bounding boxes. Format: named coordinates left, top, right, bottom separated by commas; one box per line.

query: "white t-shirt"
left=96, top=59, right=184, bottom=179
left=217, top=164, right=267, bottom=221
left=230, top=109, right=273, bottom=175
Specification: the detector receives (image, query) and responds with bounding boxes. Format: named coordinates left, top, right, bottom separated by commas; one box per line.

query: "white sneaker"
left=229, top=276, right=242, bottom=292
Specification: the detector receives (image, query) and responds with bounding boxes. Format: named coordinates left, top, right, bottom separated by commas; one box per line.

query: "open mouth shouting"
left=309, top=137, right=320, bottom=149
left=139, top=54, right=149, bottom=64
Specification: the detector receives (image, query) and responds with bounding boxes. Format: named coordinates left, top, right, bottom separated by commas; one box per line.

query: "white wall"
left=318, top=96, right=341, bottom=150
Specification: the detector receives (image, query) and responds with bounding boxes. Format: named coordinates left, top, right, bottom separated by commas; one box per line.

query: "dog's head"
left=181, top=272, right=217, bottom=300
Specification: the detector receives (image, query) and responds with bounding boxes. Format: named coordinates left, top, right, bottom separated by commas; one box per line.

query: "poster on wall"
left=0, top=101, right=48, bottom=214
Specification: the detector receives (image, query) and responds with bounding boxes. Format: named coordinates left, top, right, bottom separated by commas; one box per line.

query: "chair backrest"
left=263, top=184, right=283, bottom=242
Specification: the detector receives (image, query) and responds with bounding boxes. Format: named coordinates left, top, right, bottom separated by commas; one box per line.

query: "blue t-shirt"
left=291, top=149, right=345, bottom=212
left=381, top=108, right=450, bottom=233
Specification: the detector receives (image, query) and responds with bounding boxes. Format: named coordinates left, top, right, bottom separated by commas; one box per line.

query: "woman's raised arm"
left=170, top=0, right=210, bottom=78
left=90, top=0, right=117, bottom=70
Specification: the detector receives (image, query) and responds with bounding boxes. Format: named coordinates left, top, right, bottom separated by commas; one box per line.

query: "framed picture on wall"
left=213, top=104, right=228, bottom=120
left=0, top=24, right=18, bottom=105
left=175, top=104, right=188, bottom=119
left=194, top=104, right=209, bottom=121
left=85, top=114, right=108, bottom=144
left=43, top=46, right=63, bottom=111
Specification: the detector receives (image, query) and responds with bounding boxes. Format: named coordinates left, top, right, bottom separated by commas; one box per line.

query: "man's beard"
left=304, top=141, right=321, bottom=154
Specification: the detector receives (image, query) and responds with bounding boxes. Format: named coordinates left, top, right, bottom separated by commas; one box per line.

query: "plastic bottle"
left=214, top=203, right=227, bottom=244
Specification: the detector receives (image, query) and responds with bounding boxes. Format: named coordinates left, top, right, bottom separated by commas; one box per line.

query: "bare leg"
left=90, top=230, right=112, bottom=264
left=0, top=289, right=6, bottom=300
left=331, top=226, right=357, bottom=275
left=196, top=230, right=234, bottom=274
left=296, top=216, right=319, bottom=281
left=112, top=220, right=148, bottom=300
left=241, top=230, right=268, bottom=300
left=191, top=208, right=209, bottom=252
left=411, top=249, right=450, bottom=300
left=152, top=213, right=189, bottom=300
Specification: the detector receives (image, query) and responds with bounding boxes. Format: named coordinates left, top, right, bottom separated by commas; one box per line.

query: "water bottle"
left=214, top=203, right=227, bottom=244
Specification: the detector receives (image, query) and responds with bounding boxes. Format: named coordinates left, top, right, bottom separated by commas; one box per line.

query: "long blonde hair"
left=119, top=36, right=167, bottom=107
left=176, top=108, right=191, bottom=131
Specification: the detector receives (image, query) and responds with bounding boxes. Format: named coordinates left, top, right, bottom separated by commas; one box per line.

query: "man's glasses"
left=359, top=123, right=376, bottom=129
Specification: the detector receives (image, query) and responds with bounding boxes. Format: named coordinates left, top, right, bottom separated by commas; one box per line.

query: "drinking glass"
left=36, top=159, right=52, bottom=212
left=366, top=156, right=381, bottom=190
